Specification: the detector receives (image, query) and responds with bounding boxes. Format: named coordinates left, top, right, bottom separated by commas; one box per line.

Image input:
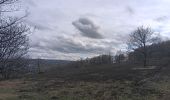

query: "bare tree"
left=128, top=26, right=156, bottom=67
left=114, top=50, right=125, bottom=64
left=0, top=18, right=29, bottom=79
left=115, top=54, right=125, bottom=64
left=0, top=0, right=30, bottom=79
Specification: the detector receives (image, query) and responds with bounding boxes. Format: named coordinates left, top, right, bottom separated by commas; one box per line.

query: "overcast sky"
left=19, top=0, right=170, bottom=60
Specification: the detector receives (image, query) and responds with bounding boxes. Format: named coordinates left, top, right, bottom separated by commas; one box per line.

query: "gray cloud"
left=25, top=19, right=53, bottom=31
left=72, top=18, right=103, bottom=39
left=126, top=6, right=135, bottom=15
left=25, top=0, right=37, bottom=7
left=30, top=35, right=118, bottom=54
left=155, top=16, right=168, bottom=22
left=29, top=33, right=125, bottom=60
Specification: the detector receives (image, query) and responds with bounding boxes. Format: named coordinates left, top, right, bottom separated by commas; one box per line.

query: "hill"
left=1, top=40, right=170, bottom=100
left=28, top=59, right=73, bottom=72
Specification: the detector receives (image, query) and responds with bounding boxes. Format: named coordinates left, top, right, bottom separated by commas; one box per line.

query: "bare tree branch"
left=128, top=26, right=155, bottom=67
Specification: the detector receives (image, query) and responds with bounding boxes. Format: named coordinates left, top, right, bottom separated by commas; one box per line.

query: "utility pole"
left=37, top=57, right=41, bottom=74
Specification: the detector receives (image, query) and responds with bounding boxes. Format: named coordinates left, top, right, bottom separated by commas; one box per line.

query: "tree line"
left=75, top=26, right=169, bottom=68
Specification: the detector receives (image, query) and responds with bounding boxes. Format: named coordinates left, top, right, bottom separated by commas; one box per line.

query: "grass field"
left=0, top=64, right=170, bottom=100
left=0, top=77, right=170, bottom=100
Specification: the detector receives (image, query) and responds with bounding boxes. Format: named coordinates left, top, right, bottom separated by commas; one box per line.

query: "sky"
left=17, top=0, right=170, bottom=60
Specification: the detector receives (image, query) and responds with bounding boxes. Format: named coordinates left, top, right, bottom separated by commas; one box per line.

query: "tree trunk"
left=143, top=44, right=147, bottom=67
left=143, top=50, right=147, bottom=67
left=144, top=56, right=147, bottom=67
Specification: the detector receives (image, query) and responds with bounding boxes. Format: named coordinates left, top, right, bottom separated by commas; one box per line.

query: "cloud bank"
left=18, top=0, right=170, bottom=60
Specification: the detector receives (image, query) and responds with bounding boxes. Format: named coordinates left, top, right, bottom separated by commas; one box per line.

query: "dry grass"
left=0, top=77, right=169, bottom=100
left=0, top=80, right=20, bottom=100
left=0, top=63, right=170, bottom=100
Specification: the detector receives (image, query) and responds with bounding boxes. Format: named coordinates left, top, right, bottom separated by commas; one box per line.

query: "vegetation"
left=0, top=0, right=30, bottom=79
left=0, top=0, right=170, bottom=100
